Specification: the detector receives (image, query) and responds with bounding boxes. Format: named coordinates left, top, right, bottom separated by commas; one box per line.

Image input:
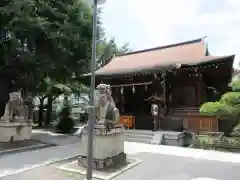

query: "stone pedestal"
left=0, top=121, right=32, bottom=142
left=78, top=125, right=126, bottom=169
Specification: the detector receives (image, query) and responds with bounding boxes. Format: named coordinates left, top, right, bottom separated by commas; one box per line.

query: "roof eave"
left=80, top=55, right=235, bottom=78
left=183, top=54, right=235, bottom=66
left=89, top=65, right=175, bottom=77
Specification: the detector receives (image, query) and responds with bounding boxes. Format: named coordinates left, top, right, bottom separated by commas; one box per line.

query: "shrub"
left=200, top=102, right=235, bottom=119
left=200, top=75, right=240, bottom=135
left=220, top=92, right=240, bottom=106
left=56, top=113, right=74, bottom=133
left=55, top=96, right=75, bottom=133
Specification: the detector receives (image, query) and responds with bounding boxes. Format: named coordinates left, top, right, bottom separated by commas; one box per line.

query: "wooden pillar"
left=162, top=70, right=168, bottom=115
left=162, top=71, right=167, bottom=107
left=195, top=82, right=201, bottom=106
left=198, top=73, right=206, bottom=104
left=121, top=94, right=125, bottom=113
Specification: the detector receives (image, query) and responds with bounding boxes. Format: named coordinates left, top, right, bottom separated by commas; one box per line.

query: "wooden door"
left=182, top=86, right=196, bottom=106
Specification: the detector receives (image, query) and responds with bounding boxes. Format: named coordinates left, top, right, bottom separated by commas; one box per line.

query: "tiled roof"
left=94, top=38, right=234, bottom=76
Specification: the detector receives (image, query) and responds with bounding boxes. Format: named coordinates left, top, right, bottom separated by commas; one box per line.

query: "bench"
left=212, top=139, right=240, bottom=152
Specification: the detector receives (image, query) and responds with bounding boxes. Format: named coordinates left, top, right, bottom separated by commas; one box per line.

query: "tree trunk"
left=45, top=94, right=53, bottom=125
left=38, top=97, right=45, bottom=127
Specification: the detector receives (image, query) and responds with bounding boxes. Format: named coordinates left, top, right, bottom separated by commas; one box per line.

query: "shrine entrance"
left=112, top=83, right=154, bottom=130
left=172, top=84, right=197, bottom=107
left=182, top=86, right=196, bottom=106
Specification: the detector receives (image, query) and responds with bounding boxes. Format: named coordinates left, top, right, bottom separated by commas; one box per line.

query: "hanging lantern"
left=145, top=84, right=148, bottom=90
left=132, top=85, right=135, bottom=93
left=120, top=86, right=124, bottom=95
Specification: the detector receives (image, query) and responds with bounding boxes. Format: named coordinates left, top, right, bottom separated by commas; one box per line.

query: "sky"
left=100, top=0, right=240, bottom=68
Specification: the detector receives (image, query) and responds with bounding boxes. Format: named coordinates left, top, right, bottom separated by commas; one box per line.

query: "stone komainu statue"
left=95, top=83, right=120, bottom=130
left=74, top=84, right=120, bottom=137
left=2, top=92, right=29, bottom=121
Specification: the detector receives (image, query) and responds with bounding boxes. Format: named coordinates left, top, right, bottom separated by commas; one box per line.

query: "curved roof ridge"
left=116, top=37, right=206, bottom=57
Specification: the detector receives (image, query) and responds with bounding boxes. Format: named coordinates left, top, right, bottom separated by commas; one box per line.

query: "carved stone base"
left=1, top=116, right=31, bottom=123
left=78, top=152, right=127, bottom=170
left=79, top=126, right=124, bottom=158
left=0, top=122, right=32, bottom=142
left=78, top=126, right=126, bottom=170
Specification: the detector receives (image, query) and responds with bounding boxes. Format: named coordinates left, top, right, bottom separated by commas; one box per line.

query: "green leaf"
left=200, top=101, right=235, bottom=118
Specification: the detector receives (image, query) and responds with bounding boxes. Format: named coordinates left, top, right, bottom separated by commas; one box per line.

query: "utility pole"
left=86, top=0, right=106, bottom=179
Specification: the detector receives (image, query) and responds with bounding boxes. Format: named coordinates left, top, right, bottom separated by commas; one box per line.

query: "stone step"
left=124, top=130, right=154, bottom=136
left=124, top=133, right=153, bottom=140
left=124, top=130, right=154, bottom=144
left=124, top=137, right=152, bottom=144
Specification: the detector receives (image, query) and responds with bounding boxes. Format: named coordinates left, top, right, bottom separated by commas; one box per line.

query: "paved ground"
left=0, top=130, right=80, bottom=178
left=31, top=129, right=80, bottom=145
left=2, top=153, right=240, bottom=180
left=1, top=130, right=240, bottom=180
left=115, top=153, right=240, bottom=180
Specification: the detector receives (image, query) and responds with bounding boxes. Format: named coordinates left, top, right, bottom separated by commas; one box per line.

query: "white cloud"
left=102, top=0, right=240, bottom=68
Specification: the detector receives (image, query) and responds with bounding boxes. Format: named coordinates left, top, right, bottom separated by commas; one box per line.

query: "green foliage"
left=97, top=37, right=131, bottom=68
left=200, top=102, right=236, bottom=119
left=231, top=124, right=240, bottom=136
left=0, top=0, right=93, bottom=94
left=220, top=92, right=240, bottom=105
left=200, top=75, right=240, bottom=121
left=56, top=95, right=74, bottom=133
left=0, top=0, right=130, bottom=126
left=67, top=81, right=89, bottom=96
left=40, top=77, right=71, bottom=96
left=229, top=75, right=240, bottom=91
left=56, top=113, right=75, bottom=133
left=1, top=0, right=130, bottom=94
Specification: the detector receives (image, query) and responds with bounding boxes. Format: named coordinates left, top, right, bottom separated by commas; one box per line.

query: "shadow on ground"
left=31, top=129, right=80, bottom=146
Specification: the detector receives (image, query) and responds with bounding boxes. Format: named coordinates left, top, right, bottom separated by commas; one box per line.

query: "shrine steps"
left=124, top=130, right=154, bottom=144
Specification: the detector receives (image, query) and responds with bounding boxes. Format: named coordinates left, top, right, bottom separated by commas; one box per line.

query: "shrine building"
left=82, top=38, right=235, bottom=132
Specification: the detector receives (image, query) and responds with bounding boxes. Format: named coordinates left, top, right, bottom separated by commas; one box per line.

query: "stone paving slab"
left=0, top=143, right=80, bottom=178
left=114, top=153, right=240, bottom=180
left=0, top=140, right=56, bottom=156
left=2, top=153, right=240, bottom=180
left=1, top=163, right=86, bottom=180
left=1, top=139, right=240, bottom=179
left=58, top=158, right=142, bottom=180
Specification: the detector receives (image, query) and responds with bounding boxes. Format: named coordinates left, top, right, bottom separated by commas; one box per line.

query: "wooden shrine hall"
left=82, top=38, right=235, bottom=133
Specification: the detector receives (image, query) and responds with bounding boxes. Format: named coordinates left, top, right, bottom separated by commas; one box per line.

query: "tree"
left=55, top=93, right=74, bottom=133
left=0, top=0, right=94, bottom=125
left=97, top=37, right=131, bottom=68
left=200, top=75, right=240, bottom=124
left=200, top=101, right=236, bottom=119
left=0, top=0, right=41, bottom=113
left=1, top=0, right=131, bottom=126
left=36, top=77, right=71, bottom=126
left=1, top=0, right=94, bottom=81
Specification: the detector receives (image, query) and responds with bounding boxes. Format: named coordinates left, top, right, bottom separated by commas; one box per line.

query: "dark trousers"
left=153, top=116, right=158, bottom=131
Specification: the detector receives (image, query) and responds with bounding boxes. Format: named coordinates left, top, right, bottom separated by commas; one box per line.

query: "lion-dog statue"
left=2, top=92, right=29, bottom=121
